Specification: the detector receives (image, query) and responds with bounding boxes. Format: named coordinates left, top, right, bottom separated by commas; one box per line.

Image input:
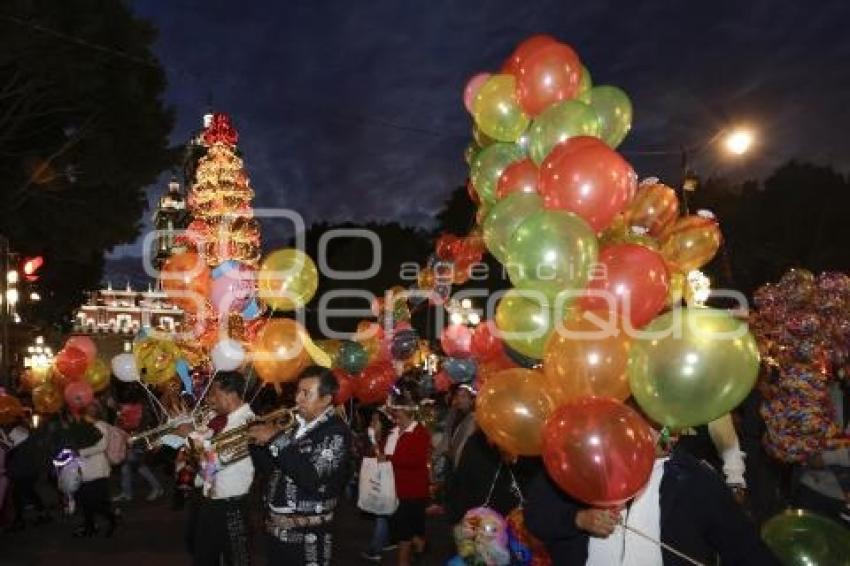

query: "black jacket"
left=524, top=448, right=780, bottom=566
left=255, top=410, right=352, bottom=517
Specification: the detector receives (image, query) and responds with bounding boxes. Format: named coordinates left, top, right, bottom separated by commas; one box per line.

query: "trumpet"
left=128, top=404, right=216, bottom=450
left=128, top=415, right=195, bottom=449
left=211, top=406, right=298, bottom=465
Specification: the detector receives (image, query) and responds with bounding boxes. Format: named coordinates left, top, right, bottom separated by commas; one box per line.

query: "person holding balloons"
left=523, top=403, right=780, bottom=566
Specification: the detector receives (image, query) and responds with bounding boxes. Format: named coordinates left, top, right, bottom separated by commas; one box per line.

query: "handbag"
left=357, top=456, right=399, bottom=516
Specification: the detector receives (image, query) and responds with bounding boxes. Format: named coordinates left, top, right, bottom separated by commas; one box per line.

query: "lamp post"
left=679, top=126, right=757, bottom=214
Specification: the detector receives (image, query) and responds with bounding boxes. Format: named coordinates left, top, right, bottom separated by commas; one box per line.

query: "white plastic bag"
left=357, top=457, right=399, bottom=516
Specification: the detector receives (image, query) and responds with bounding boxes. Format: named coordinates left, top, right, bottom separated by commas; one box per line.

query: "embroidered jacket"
left=265, top=409, right=352, bottom=517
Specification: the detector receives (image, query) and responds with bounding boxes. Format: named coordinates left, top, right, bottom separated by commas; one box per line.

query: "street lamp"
left=680, top=125, right=757, bottom=214
left=723, top=127, right=756, bottom=156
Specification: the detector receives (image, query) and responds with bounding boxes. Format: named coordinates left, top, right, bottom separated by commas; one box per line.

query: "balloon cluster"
left=442, top=35, right=759, bottom=507
left=108, top=115, right=328, bottom=416
left=415, top=233, right=487, bottom=302
left=751, top=270, right=850, bottom=462
left=451, top=507, right=511, bottom=566
left=23, top=336, right=107, bottom=415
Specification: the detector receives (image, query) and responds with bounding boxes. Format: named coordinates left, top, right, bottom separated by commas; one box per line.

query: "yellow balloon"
left=85, top=359, right=111, bottom=392
left=258, top=249, right=319, bottom=311
left=134, top=338, right=179, bottom=386
left=473, top=74, right=531, bottom=143
left=660, top=215, right=722, bottom=273
left=32, top=384, right=63, bottom=414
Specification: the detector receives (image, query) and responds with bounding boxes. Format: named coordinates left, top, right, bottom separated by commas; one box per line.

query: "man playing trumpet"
left=247, top=366, right=352, bottom=566
left=178, top=370, right=255, bottom=566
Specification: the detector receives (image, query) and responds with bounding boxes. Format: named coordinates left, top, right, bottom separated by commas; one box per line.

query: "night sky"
left=110, top=0, right=850, bottom=260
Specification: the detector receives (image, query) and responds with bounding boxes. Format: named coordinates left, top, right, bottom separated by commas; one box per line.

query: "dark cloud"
left=111, top=0, right=850, bottom=259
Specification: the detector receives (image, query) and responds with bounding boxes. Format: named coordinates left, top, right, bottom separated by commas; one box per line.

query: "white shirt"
left=78, top=421, right=111, bottom=482
left=384, top=422, right=417, bottom=456
left=210, top=403, right=255, bottom=499
left=587, top=458, right=667, bottom=566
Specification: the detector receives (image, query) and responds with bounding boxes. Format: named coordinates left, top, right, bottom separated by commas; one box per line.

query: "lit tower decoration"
left=186, top=113, right=261, bottom=267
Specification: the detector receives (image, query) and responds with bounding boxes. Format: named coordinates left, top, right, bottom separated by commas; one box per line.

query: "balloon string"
left=619, top=523, right=706, bottom=566
left=141, top=383, right=171, bottom=421
left=191, top=369, right=219, bottom=420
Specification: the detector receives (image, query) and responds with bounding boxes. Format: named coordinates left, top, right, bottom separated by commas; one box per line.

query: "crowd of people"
left=1, top=364, right=849, bottom=565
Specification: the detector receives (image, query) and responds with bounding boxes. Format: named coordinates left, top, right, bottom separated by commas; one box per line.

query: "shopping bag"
left=357, top=457, right=399, bottom=515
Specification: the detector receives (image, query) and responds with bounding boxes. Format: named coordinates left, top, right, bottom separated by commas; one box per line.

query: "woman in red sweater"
left=383, top=394, right=431, bottom=566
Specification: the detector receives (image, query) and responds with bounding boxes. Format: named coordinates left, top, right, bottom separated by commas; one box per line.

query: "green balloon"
left=528, top=100, right=601, bottom=165
left=589, top=85, right=632, bottom=148
left=505, top=210, right=598, bottom=305
left=338, top=340, right=368, bottom=374
left=576, top=65, right=593, bottom=104
left=470, top=143, right=526, bottom=205
left=483, top=192, right=543, bottom=263
left=628, top=308, right=760, bottom=429
left=472, top=74, right=531, bottom=142
left=495, top=289, right=572, bottom=360
left=762, top=510, right=850, bottom=566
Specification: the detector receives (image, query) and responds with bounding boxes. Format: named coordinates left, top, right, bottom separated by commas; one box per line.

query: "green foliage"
left=0, top=0, right=174, bottom=325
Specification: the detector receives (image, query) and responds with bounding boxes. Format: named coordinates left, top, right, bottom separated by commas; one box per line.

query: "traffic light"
left=21, top=256, right=44, bottom=282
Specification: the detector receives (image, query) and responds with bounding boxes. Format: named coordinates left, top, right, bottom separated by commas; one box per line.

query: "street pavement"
left=0, top=482, right=455, bottom=566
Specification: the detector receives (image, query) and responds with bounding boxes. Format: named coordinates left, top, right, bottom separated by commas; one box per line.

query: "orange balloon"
left=33, top=384, right=63, bottom=414
left=160, top=252, right=212, bottom=314
left=624, top=182, right=680, bottom=237
left=0, top=393, right=24, bottom=425
left=475, top=368, right=555, bottom=456
left=660, top=214, right=722, bottom=273
left=543, top=312, right=632, bottom=404
left=251, top=318, right=310, bottom=384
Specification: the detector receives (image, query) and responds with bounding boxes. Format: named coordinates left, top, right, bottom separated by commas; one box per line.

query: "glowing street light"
left=723, top=128, right=755, bottom=156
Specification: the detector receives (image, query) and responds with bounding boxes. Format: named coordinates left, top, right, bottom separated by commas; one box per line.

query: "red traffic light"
left=22, top=256, right=44, bottom=282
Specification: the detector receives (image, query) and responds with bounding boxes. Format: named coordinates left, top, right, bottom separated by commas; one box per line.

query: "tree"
left=693, top=161, right=850, bottom=297
left=0, top=1, right=174, bottom=326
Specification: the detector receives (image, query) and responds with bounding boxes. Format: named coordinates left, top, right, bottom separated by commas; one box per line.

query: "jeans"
left=367, top=515, right=389, bottom=554
left=120, top=447, right=161, bottom=497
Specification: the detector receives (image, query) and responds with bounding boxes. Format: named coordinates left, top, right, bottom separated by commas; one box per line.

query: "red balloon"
left=65, top=336, right=97, bottom=366
left=332, top=369, right=354, bottom=405
left=355, top=362, right=396, bottom=405
left=436, top=234, right=461, bottom=260
left=496, top=158, right=539, bottom=199
left=502, top=34, right=559, bottom=76
left=470, top=321, right=504, bottom=361
left=515, top=42, right=582, bottom=116
left=539, top=140, right=637, bottom=232
left=441, top=324, right=473, bottom=357
left=434, top=370, right=453, bottom=393
left=542, top=397, right=656, bottom=506
left=581, top=244, right=670, bottom=329
left=55, top=346, right=89, bottom=381
left=64, top=380, right=94, bottom=411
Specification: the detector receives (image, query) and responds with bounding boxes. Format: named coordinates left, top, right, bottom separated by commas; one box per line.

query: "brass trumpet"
left=128, top=415, right=194, bottom=449
left=211, top=406, right=298, bottom=465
